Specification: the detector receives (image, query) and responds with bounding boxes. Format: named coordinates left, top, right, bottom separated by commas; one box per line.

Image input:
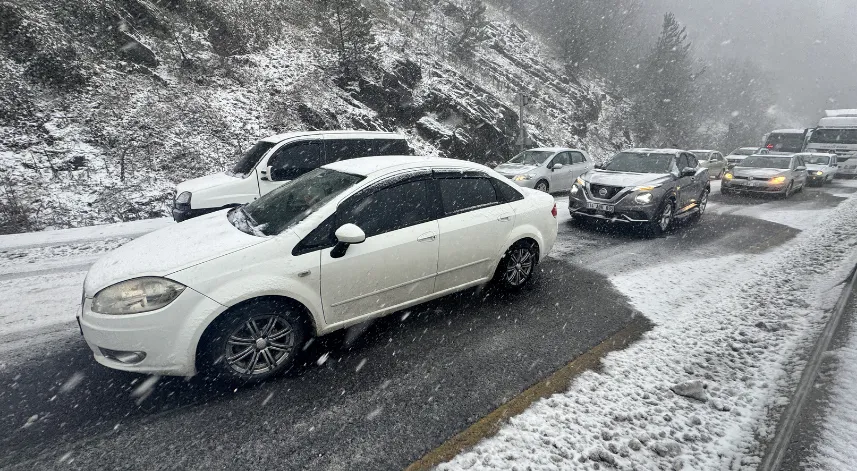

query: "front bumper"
left=79, top=288, right=226, bottom=376
left=568, top=190, right=657, bottom=223
left=722, top=180, right=787, bottom=193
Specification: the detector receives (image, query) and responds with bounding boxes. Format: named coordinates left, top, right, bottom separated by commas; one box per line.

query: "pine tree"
left=320, top=0, right=379, bottom=77
left=631, top=13, right=700, bottom=146
left=449, top=0, right=487, bottom=60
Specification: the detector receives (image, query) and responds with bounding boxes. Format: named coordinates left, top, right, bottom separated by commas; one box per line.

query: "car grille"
left=731, top=175, right=750, bottom=180
left=589, top=184, right=624, bottom=200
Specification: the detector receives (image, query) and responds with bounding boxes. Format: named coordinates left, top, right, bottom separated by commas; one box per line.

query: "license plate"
left=587, top=202, right=615, bottom=212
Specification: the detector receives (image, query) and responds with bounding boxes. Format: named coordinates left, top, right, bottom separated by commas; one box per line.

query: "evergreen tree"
left=630, top=13, right=700, bottom=146
left=320, top=0, right=379, bottom=77
left=449, top=0, right=488, bottom=60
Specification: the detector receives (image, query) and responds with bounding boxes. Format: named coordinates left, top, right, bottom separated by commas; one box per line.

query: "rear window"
left=764, top=133, right=805, bottom=152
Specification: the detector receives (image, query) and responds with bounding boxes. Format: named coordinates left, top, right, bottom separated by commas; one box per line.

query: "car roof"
left=769, top=129, right=806, bottom=134
left=527, top=147, right=581, bottom=152
left=625, top=148, right=684, bottom=155
left=689, top=149, right=717, bottom=153
left=323, top=155, right=488, bottom=177
left=749, top=154, right=793, bottom=158
left=261, top=130, right=405, bottom=144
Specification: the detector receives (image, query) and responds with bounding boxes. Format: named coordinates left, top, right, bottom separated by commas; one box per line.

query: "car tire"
left=534, top=180, right=549, bottom=193
left=648, top=199, right=674, bottom=236
left=199, top=300, right=308, bottom=384
left=495, top=239, right=539, bottom=291
left=782, top=181, right=794, bottom=198
left=694, top=188, right=709, bottom=220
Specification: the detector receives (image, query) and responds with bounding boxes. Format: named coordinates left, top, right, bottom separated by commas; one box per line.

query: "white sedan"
left=80, top=156, right=558, bottom=382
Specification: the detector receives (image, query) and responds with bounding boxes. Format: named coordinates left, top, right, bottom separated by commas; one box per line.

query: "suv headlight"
left=175, top=191, right=192, bottom=208
left=92, top=277, right=186, bottom=315
left=770, top=176, right=786, bottom=184
left=635, top=193, right=654, bottom=204
left=513, top=173, right=536, bottom=182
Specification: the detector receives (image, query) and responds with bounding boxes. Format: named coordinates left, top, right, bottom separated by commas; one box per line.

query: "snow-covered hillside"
left=0, top=0, right=628, bottom=233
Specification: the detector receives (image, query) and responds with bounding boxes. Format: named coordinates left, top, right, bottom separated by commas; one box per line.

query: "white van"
left=805, top=110, right=857, bottom=178
left=172, top=131, right=410, bottom=221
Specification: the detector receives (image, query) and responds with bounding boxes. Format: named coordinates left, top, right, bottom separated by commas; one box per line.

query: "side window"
left=491, top=178, right=524, bottom=203
left=325, top=139, right=368, bottom=163
left=267, top=141, right=324, bottom=181
left=371, top=139, right=410, bottom=156
left=571, top=152, right=586, bottom=164
left=677, top=154, right=689, bottom=170
left=438, top=177, right=499, bottom=215
left=686, top=153, right=699, bottom=168
left=339, top=180, right=431, bottom=238
left=551, top=152, right=572, bottom=167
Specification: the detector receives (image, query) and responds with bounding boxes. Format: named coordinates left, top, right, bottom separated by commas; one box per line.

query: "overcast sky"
left=643, top=0, right=857, bottom=123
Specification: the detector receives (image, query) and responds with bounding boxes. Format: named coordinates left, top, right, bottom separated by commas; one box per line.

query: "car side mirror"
left=681, top=167, right=696, bottom=177
left=594, top=163, right=604, bottom=170
left=260, top=166, right=273, bottom=182
left=551, top=163, right=564, bottom=171
left=331, top=223, right=366, bottom=258
left=796, top=166, right=806, bottom=171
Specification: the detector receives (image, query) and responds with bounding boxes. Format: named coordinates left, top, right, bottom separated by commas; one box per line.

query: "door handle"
left=497, top=215, right=511, bottom=222
left=417, top=233, right=436, bottom=242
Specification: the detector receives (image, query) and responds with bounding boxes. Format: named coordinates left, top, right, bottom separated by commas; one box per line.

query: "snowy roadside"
left=801, top=297, right=857, bottom=470
left=439, top=189, right=857, bottom=469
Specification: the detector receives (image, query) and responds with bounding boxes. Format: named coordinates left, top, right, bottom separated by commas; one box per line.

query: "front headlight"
left=770, top=176, right=786, bottom=184
left=92, top=277, right=186, bottom=315
left=815, top=171, right=823, bottom=176
left=513, top=173, right=536, bottom=182
left=724, top=173, right=733, bottom=180
left=570, top=185, right=580, bottom=195
left=575, top=177, right=585, bottom=186
left=635, top=193, right=654, bottom=204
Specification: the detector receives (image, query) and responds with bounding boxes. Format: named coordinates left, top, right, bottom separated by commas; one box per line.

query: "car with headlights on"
left=796, top=152, right=838, bottom=185
left=80, top=156, right=558, bottom=382
left=568, top=149, right=710, bottom=235
left=493, top=147, right=592, bottom=193
left=721, top=154, right=808, bottom=197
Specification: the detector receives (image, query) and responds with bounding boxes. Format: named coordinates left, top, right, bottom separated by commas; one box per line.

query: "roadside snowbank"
left=802, top=300, right=857, bottom=470
left=440, top=189, right=857, bottom=469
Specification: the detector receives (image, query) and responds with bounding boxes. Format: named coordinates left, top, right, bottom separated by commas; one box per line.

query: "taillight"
left=766, top=144, right=774, bottom=149
left=551, top=203, right=557, bottom=218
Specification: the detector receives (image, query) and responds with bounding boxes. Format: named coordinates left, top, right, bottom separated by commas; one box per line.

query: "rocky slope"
left=0, top=0, right=629, bottom=232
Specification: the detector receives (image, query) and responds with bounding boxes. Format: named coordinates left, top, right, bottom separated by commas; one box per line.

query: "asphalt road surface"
left=0, top=179, right=853, bottom=470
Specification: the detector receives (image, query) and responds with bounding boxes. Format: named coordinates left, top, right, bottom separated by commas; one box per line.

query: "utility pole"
left=515, top=92, right=531, bottom=152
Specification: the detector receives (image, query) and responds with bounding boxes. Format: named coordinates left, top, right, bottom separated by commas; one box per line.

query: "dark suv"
left=568, top=148, right=710, bottom=234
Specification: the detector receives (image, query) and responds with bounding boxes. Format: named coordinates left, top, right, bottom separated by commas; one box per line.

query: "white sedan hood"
left=84, top=210, right=267, bottom=295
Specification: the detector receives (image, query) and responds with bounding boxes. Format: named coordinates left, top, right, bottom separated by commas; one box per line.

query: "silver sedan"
left=721, top=154, right=808, bottom=198
left=494, top=147, right=592, bottom=193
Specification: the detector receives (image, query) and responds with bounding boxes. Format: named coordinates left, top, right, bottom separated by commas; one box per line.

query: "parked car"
left=80, top=156, right=558, bottom=381
left=494, top=147, right=592, bottom=193
left=725, top=147, right=761, bottom=168
left=797, top=153, right=838, bottom=185
left=568, top=149, right=710, bottom=235
left=172, top=131, right=410, bottom=222
left=721, top=154, right=808, bottom=197
left=690, top=149, right=727, bottom=178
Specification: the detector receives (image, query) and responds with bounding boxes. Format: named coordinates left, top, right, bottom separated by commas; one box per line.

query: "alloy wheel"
left=224, top=315, right=296, bottom=376
left=698, top=190, right=709, bottom=215
left=535, top=181, right=549, bottom=193
left=504, top=247, right=534, bottom=287
left=659, top=203, right=673, bottom=232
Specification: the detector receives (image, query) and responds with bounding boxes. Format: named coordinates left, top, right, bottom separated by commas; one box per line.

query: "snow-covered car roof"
left=624, top=148, right=685, bottom=155
left=323, top=155, right=487, bottom=177
left=261, top=130, right=405, bottom=144
left=769, top=129, right=806, bottom=134
left=527, top=147, right=582, bottom=153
